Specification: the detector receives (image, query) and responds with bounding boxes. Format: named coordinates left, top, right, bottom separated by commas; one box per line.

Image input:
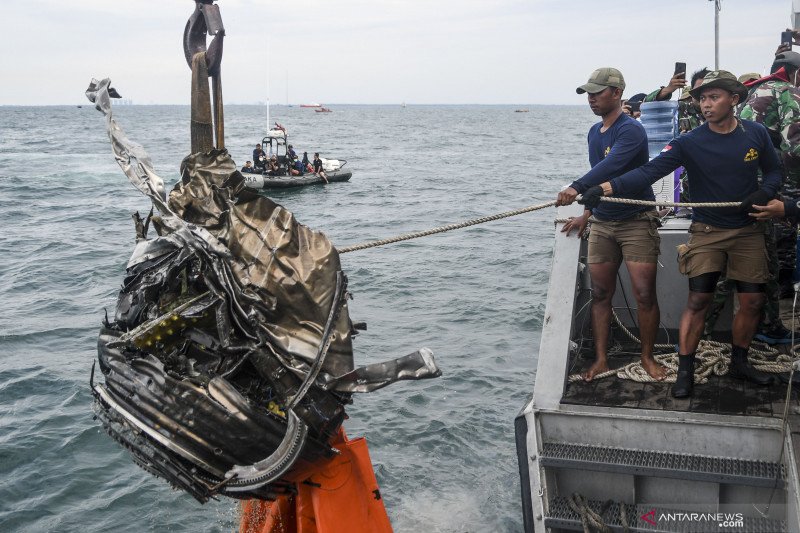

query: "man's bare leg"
left=731, top=292, right=765, bottom=348
left=672, top=290, right=714, bottom=397
left=728, top=290, right=773, bottom=385
left=626, top=261, right=667, bottom=380
left=678, top=291, right=713, bottom=355
left=583, top=262, right=619, bottom=381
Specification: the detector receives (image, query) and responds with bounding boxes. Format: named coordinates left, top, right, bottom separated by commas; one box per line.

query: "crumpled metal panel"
left=86, top=77, right=441, bottom=502
left=170, top=150, right=354, bottom=378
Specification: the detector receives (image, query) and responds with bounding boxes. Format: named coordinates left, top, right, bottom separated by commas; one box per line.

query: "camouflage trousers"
left=703, top=221, right=784, bottom=335
left=777, top=183, right=800, bottom=276
left=774, top=221, right=798, bottom=279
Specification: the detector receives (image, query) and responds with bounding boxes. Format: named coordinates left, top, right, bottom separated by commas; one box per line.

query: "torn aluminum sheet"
left=86, top=78, right=441, bottom=503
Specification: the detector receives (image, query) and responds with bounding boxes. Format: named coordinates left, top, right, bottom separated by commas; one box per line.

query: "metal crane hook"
left=183, top=0, right=225, bottom=75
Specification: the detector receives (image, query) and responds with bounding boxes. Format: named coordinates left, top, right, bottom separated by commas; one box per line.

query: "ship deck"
left=563, top=341, right=799, bottom=418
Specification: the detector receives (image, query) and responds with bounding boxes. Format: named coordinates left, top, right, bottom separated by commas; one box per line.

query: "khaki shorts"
left=676, top=222, right=768, bottom=283
left=587, top=210, right=661, bottom=264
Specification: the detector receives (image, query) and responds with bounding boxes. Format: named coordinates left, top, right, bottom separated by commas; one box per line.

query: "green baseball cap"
left=576, top=68, right=626, bottom=94
left=689, top=70, right=748, bottom=101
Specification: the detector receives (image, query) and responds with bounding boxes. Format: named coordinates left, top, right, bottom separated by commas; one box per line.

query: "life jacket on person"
left=239, top=429, right=393, bottom=533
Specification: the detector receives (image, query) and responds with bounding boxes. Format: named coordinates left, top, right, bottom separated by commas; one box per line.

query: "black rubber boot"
left=778, top=371, right=800, bottom=385
left=672, top=353, right=695, bottom=398
left=729, top=345, right=775, bottom=386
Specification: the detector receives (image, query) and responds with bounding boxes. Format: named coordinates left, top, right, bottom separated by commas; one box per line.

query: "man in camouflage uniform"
left=741, top=51, right=800, bottom=342
left=676, top=85, right=707, bottom=134
left=706, top=53, right=800, bottom=343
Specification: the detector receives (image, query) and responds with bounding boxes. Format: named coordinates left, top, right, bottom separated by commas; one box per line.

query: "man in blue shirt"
left=575, top=71, right=782, bottom=398
left=556, top=68, right=667, bottom=382
left=253, top=143, right=267, bottom=170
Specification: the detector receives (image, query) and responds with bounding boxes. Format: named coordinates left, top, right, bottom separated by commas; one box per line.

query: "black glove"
left=740, top=189, right=772, bottom=213
left=578, top=185, right=604, bottom=209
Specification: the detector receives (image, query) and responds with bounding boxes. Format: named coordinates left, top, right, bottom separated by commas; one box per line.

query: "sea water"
left=0, top=103, right=596, bottom=532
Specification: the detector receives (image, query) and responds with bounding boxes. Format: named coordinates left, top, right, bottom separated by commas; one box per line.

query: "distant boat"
left=300, top=103, right=322, bottom=108
left=77, top=105, right=83, bottom=108
left=401, top=102, right=406, bottom=108
left=515, top=109, right=529, bottom=113
left=315, top=107, right=332, bottom=113
left=242, top=125, right=352, bottom=189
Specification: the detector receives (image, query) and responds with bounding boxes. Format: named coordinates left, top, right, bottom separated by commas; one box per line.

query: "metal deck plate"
left=541, top=442, right=785, bottom=488
left=546, top=496, right=786, bottom=532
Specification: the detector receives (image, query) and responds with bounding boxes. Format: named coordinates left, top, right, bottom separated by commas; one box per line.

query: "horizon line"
left=0, top=102, right=589, bottom=107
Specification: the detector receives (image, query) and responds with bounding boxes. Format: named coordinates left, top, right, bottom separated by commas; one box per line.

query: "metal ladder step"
left=546, top=495, right=786, bottom=532
left=540, top=442, right=784, bottom=488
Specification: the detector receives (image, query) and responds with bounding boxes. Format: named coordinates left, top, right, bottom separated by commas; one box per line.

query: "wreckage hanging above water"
left=87, top=0, right=440, bottom=504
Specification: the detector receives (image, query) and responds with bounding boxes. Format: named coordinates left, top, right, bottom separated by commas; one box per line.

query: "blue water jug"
left=640, top=101, right=678, bottom=159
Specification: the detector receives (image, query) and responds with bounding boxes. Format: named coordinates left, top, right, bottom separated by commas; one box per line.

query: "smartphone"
left=674, top=62, right=686, bottom=77
left=782, top=30, right=794, bottom=49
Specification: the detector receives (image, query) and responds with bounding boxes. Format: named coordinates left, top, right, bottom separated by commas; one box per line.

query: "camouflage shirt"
left=677, top=101, right=704, bottom=133
left=643, top=87, right=663, bottom=103
left=740, top=80, right=800, bottom=185
left=643, top=88, right=704, bottom=133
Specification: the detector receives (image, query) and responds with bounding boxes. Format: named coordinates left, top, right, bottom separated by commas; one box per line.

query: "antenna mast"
left=266, top=35, right=270, bottom=145
left=712, top=0, right=721, bottom=70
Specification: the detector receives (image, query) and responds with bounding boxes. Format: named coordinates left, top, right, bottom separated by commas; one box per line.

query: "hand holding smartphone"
left=674, top=62, right=687, bottom=77
left=782, top=30, right=793, bottom=49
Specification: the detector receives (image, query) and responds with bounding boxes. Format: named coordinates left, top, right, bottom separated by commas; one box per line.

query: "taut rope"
left=336, top=197, right=741, bottom=254
left=337, top=200, right=557, bottom=254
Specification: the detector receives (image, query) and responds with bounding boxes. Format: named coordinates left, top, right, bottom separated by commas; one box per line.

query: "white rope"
left=567, top=310, right=799, bottom=383
left=337, top=197, right=740, bottom=254
left=595, top=196, right=739, bottom=209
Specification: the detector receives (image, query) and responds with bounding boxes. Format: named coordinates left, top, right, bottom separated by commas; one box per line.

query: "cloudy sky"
left=1, top=0, right=796, bottom=105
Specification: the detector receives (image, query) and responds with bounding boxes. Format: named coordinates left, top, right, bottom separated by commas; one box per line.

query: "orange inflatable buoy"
left=240, top=430, right=393, bottom=533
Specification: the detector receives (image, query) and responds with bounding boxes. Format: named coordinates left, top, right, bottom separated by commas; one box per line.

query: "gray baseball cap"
left=576, top=68, right=626, bottom=94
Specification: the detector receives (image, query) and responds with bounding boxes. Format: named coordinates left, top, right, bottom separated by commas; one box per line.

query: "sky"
left=0, top=0, right=797, bottom=105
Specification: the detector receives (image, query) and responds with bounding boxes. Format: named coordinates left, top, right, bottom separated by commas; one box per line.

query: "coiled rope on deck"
left=335, top=196, right=741, bottom=254
left=567, top=310, right=800, bottom=384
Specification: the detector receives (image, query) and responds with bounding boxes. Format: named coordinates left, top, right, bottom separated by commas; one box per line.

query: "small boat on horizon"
left=315, top=107, right=332, bottom=113
left=300, top=102, right=322, bottom=108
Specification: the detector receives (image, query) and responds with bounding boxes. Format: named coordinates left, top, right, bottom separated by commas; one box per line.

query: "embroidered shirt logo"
left=744, top=148, right=759, bottom=162
left=604, top=146, right=611, bottom=156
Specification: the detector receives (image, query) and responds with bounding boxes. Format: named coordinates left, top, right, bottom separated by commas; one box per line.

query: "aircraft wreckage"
left=87, top=0, right=440, bottom=506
